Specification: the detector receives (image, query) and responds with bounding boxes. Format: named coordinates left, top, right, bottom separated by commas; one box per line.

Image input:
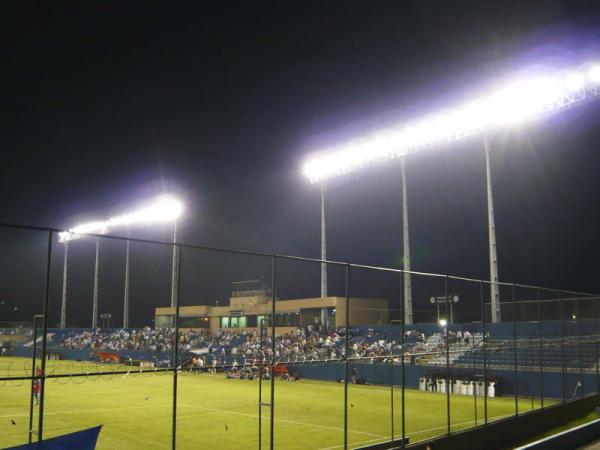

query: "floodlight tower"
left=170, top=221, right=179, bottom=309
left=60, top=241, right=68, bottom=328
left=58, top=195, right=183, bottom=329
left=401, top=158, right=413, bottom=324
left=484, top=135, right=501, bottom=322
left=320, top=183, right=327, bottom=297
left=123, top=236, right=131, bottom=328
left=303, top=61, right=600, bottom=325
left=92, top=237, right=100, bottom=328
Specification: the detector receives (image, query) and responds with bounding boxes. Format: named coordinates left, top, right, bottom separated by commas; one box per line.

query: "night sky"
left=2, top=1, right=600, bottom=326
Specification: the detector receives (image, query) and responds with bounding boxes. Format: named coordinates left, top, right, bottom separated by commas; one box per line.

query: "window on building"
left=274, top=312, right=299, bottom=327
left=156, top=315, right=173, bottom=328
left=179, top=317, right=210, bottom=328
left=221, top=316, right=251, bottom=329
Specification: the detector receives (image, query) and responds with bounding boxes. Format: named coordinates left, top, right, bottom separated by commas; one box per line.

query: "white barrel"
left=488, top=381, right=496, bottom=398
left=466, top=381, right=474, bottom=396
left=451, top=380, right=458, bottom=394
left=477, top=382, right=485, bottom=396
left=460, top=381, right=468, bottom=395
left=439, top=379, right=446, bottom=393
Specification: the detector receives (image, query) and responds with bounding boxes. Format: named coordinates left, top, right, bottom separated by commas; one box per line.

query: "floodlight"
left=589, top=65, right=600, bottom=83
left=58, top=195, right=184, bottom=242
left=439, top=319, right=447, bottom=327
left=565, top=72, right=584, bottom=91
left=303, top=61, right=600, bottom=183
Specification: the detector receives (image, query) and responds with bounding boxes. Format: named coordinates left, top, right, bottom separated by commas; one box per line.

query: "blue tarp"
left=4, top=426, right=101, bottom=450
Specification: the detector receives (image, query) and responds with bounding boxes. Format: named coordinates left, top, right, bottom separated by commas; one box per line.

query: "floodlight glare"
left=565, top=72, right=584, bottom=91
left=439, top=319, right=447, bottom=327
left=589, top=65, right=600, bottom=83
left=303, top=61, right=600, bottom=183
left=58, top=195, right=184, bottom=242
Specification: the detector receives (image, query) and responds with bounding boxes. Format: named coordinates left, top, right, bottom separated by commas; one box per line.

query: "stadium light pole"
left=58, top=195, right=184, bottom=328
left=60, top=241, right=68, bottom=328
left=401, top=157, right=413, bottom=324
left=320, top=183, right=327, bottom=298
left=303, top=61, right=600, bottom=324
left=170, top=220, right=179, bottom=311
left=92, top=237, right=100, bottom=328
left=484, top=135, right=501, bottom=322
left=123, top=230, right=131, bottom=329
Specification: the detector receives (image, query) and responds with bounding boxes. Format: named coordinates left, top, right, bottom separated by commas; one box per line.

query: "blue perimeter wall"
left=287, top=363, right=599, bottom=399
left=8, top=321, right=599, bottom=398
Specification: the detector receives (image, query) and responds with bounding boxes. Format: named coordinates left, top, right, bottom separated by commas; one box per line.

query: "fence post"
left=537, top=288, right=543, bottom=409
left=171, top=244, right=182, bottom=450
left=259, top=318, right=263, bottom=450
left=576, top=295, right=583, bottom=398
left=559, top=293, right=565, bottom=403
left=400, top=270, right=406, bottom=449
left=594, top=298, right=600, bottom=393
left=513, top=284, right=518, bottom=416
left=481, top=281, right=488, bottom=424
left=28, top=315, right=40, bottom=443
left=344, top=263, right=350, bottom=450
left=37, top=231, right=53, bottom=442
left=389, top=320, right=394, bottom=442
left=269, top=256, right=277, bottom=450
left=445, top=276, right=450, bottom=436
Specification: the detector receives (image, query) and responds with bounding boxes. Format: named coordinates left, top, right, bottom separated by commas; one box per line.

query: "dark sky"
left=2, top=1, right=600, bottom=325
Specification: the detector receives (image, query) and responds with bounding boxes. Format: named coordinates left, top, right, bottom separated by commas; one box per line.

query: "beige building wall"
left=334, top=298, right=389, bottom=327
left=155, top=296, right=388, bottom=333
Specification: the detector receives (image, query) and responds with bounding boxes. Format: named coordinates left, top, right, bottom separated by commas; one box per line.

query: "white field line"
left=2, top=399, right=381, bottom=440
left=317, top=413, right=514, bottom=450
left=180, top=403, right=385, bottom=439
left=0, top=403, right=172, bottom=419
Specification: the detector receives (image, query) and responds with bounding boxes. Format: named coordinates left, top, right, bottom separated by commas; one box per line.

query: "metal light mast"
left=401, top=158, right=413, bottom=325
left=303, top=60, right=600, bottom=327
left=484, top=135, right=501, bottom=322
left=170, top=221, right=179, bottom=310
left=60, top=241, right=68, bottom=328
left=92, top=237, right=100, bottom=328
left=320, top=183, right=327, bottom=298
left=58, top=194, right=183, bottom=328
left=123, top=238, right=131, bottom=328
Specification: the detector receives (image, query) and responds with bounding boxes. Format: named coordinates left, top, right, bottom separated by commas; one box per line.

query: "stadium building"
left=155, top=280, right=389, bottom=333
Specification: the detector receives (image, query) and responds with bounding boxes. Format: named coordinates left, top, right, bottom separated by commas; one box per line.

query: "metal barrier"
left=0, top=222, right=598, bottom=449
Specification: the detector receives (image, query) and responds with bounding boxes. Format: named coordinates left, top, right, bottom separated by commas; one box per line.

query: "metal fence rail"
left=0, top=222, right=598, bottom=449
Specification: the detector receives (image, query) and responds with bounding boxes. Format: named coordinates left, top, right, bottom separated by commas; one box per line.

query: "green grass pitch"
left=0, top=357, right=546, bottom=449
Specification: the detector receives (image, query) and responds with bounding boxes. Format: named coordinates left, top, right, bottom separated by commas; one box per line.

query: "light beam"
left=303, top=62, right=600, bottom=183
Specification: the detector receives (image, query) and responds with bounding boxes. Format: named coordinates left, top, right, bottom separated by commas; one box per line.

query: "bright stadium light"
left=303, top=62, right=600, bottom=183
left=58, top=195, right=183, bottom=242
left=589, top=65, right=600, bottom=83
left=565, top=72, right=584, bottom=92
left=58, top=194, right=184, bottom=329
left=303, top=59, right=600, bottom=326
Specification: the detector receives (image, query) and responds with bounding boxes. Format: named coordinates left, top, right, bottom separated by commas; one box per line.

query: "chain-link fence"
left=0, top=223, right=598, bottom=449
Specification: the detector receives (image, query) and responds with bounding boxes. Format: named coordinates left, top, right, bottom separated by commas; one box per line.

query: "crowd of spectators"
left=57, top=325, right=443, bottom=365
left=60, top=327, right=206, bottom=353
